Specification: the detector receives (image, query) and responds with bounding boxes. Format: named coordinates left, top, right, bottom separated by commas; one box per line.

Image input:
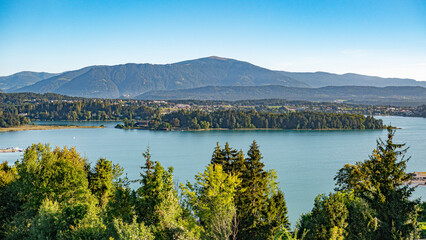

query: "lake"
left=0, top=116, right=424, bottom=225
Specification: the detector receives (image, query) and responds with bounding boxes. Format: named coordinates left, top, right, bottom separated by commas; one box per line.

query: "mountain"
left=137, top=85, right=426, bottom=106
left=278, top=71, right=426, bottom=88
left=14, top=57, right=308, bottom=98
left=0, top=71, right=58, bottom=92
left=10, top=57, right=426, bottom=99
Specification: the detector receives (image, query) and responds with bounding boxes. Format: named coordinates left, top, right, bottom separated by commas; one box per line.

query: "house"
left=136, top=120, right=150, bottom=127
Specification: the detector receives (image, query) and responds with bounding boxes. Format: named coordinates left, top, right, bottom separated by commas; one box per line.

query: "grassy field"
left=0, top=124, right=103, bottom=132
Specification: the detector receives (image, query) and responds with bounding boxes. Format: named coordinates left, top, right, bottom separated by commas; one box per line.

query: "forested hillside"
left=138, top=85, right=426, bottom=106
left=4, top=57, right=426, bottom=100
left=13, top=57, right=307, bottom=98
left=0, top=72, right=58, bottom=92
left=279, top=71, right=426, bottom=88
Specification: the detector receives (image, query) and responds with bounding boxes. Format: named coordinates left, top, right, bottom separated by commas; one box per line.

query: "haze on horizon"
left=0, top=0, right=425, bottom=81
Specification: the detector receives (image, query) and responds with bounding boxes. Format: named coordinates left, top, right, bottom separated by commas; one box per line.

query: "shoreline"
left=117, top=126, right=387, bottom=131
left=0, top=125, right=103, bottom=133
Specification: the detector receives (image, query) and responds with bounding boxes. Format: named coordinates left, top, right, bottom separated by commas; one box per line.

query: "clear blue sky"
left=1, top=0, right=425, bottom=81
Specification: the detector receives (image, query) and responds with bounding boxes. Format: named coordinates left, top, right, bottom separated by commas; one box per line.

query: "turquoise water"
left=0, top=116, right=424, bottom=225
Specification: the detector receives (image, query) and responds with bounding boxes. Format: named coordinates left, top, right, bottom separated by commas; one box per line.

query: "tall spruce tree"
left=335, top=127, right=419, bottom=239
left=210, top=141, right=289, bottom=239
left=136, top=148, right=198, bottom=239
left=211, top=142, right=239, bottom=173
left=237, top=140, right=269, bottom=239
left=211, top=142, right=224, bottom=166
left=88, top=158, right=115, bottom=207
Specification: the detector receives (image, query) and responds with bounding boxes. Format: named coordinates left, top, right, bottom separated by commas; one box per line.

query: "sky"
left=0, top=0, right=425, bottom=81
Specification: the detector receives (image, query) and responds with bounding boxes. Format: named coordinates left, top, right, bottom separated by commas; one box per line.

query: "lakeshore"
left=0, top=124, right=103, bottom=133
left=0, top=116, right=424, bottom=224
left=116, top=126, right=388, bottom=131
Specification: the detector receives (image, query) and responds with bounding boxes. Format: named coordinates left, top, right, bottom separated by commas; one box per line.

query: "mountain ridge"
left=278, top=71, right=426, bottom=87
left=0, top=71, right=58, bottom=92
left=5, top=56, right=426, bottom=98
left=13, top=57, right=308, bottom=98
left=137, top=85, right=426, bottom=106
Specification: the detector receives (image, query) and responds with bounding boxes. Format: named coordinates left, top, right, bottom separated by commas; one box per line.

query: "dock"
left=0, top=147, right=24, bottom=153
left=408, top=172, right=426, bottom=186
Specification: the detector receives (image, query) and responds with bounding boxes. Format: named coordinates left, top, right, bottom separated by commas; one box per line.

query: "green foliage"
left=210, top=141, right=289, bottom=240
left=0, top=133, right=422, bottom=240
left=0, top=144, right=123, bottom=239
left=334, top=127, right=419, bottom=239
left=0, top=107, right=30, bottom=127
left=105, top=186, right=137, bottom=224
left=88, top=158, right=117, bottom=207
left=14, top=144, right=95, bottom=213
left=159, top=109, right=384, bottom=130
left=273, top=226, right=307, bottom=240
left=28, top=199, right=62, bottom=240
left=297, top=191, right=377, bottom=240
left=0, top=94, right=159, bottom=122
left=181, top=164, right=241, bottom=240
left=136, top=148, right=197, bottom=239
left=0, top=162, right=15, bottom=189
left=111, top=217, right=154, bottom=240
left=418, top=202, right=426, bottom=238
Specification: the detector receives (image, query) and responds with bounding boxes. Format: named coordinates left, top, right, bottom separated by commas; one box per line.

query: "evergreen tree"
left=136, top=148, right=197, bottom=239
left=297, top=191, right=377, bottom=240
left=211, top=142, right=239, bottom=173
left=334, top=127, right=419, bottom=239
left=237, top=140, right=269, bottom=239
left=88, top=158, right=115, bottom=207
left=211, top=142, right=224, bottom=166
left=210, top=141, right=289, bottom=239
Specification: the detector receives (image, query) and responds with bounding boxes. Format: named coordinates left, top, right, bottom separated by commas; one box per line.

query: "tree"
left=236, top=140, right=269, bottom=239
left=171, top=118, right=180, bottom=127
left=210, top=141, right=289, bottom=239
left=297, top=191, right=377, bottom=240
left=0, top=144, right=106, bottom=239
left=200, top=121, right=210, bottom=129
left=210, top=142, right=238, bottom=174
left=0, top=162, right=15, bottom=190
left=334, top=127, right=419, bottom=239
left=88, top=158, right=119, bottom=207
left=111, top=217, right=154, bottom=240
left=11, top=144, right=95, bottom=214
left=136, top=148, right=197, bottom=239
left=0, top=162, right=17, bottom=237
left=181, top=164, right=241, bottom=240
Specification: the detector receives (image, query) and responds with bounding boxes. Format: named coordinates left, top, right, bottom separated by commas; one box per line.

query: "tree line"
left=414, top=105, right=426, bottom=118
left=141, top=110, right=384, bottom=130
left=0, top=93, right=159, bottom=126
left=0, top=127, right=423, bottom=239
left=0, top=106, right=30, bottom=127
